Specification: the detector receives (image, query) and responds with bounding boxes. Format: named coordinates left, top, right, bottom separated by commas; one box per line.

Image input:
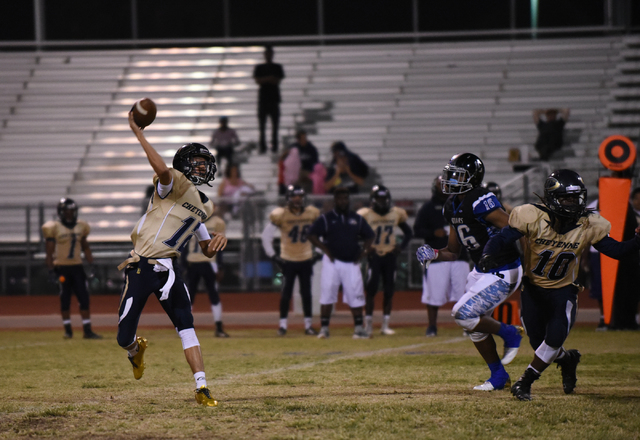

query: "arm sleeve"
left=261, top=222, right=279, bottom=258
left=483, top=226, right=524, bottom=256
left=157, top=177, right=174, bottom=199
left=592, top=235, right=640, bottom=260
left=194, top=223, right=211, bottom=242
left=398, top=222, right=413, bottom=250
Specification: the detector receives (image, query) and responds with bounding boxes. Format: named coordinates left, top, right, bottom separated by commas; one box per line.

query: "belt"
left=118, top=251, right=176, bottom=301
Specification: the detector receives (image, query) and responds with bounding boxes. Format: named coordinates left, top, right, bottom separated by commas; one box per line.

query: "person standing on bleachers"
left=253, top=45, right=285, bottom=154
left=210, top=116, right=240, bottom=167
left=324, top=141, right=369, bottom=194
left=532, top=108, right=570, bottom=161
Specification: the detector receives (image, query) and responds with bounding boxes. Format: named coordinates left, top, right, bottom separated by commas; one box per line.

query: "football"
left=131, top=98, right=157, bottom=128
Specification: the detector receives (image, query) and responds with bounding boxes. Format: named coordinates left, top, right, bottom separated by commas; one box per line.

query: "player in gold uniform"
left=185, top=215, right=229, bottom=337
left=480, top=169, right=640, bottom=401
left=116, top=112, right=227, bottom=407
left=357, top=185, right=413, bottom=336
left=42, top=198, right=101, bottom=340
left=261, top=185, right=321, bottom=335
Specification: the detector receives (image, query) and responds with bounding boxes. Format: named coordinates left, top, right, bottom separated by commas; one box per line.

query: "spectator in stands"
left=290, top=129, right=319, bottom=175
left=324, top=141, right=369, bottom=194
left=277, top=147, right=301, bottom=195
left=210, top=116, right=240, bottom=167
left=413, top=176, right=469, bottom=337
left=42, top=197, right=101, bottom=340
left=253, top=45, right=285, bottom=154
left=532, top=108, right=570, bottom=161
left=217, top=163, right=255, bottom=218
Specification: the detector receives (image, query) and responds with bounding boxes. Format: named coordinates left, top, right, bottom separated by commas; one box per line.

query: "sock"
left=321, top=316, right=330, bottom=327
left=488, top=361, right=503, bottom=375
left=304, top=317, right=312, bottom=329
left=127, top=340, right=139, bottom=358
left=211, top=304, right=222, bottom=322
left=382, top=315, right=391, bottom=328
left=194, top=371, right=207, bottom=389
left=82, top=319, right=92, bottom=334
left=63, top=320, right=72, bottom=334
left=487, top=361, right=508, bottom=387
left=353, top=315, right=363, bottom=327
left=279, top=318, right=288, bottom=330
left=354, top=324, right=364, bottom=333
left=496, top=322, right=510, bottom=338
left=215, top=321, right=223, bottom=332
left=527, top=364, right=541, bottom=375
left=365, top=315, right=373, bottom=326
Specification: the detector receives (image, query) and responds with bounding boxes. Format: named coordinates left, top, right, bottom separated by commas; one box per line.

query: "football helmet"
left=543, top=169, right=587, bottom=219
left=172, top=143, right=217, bottom=186
left=285, top=184, right=306, bottom=210
left=370, top=184, right=391, bottom=215
left=57, top=197, right=78, bottom=228
left=442, top=153, right=485, bottom=194
left=482, top=181, right=502, bottom=200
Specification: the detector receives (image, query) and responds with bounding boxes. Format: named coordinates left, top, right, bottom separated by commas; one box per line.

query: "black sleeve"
left=592, top=235, right=640, bottom=260
left=483, top=226, right=524, bottom=256
left=398, top=222, right=413, bottom=250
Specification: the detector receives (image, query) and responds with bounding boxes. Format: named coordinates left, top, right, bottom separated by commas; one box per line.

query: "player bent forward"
left=480, top=169, right=640, bottom=401
left=417, top=153, right=524, bottom=391
left=116, top=112, right=226, bottom=407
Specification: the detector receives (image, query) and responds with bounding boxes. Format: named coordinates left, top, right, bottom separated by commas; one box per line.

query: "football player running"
left=479, top=169, right=640, bottom=401
left=358, top=185, right=413, bottom=336
left=116, top=112, right=226, bottom=407
left=42, top=198, right=101, bottom=340
left=261, top=185, right=321, bottom=336
left=416, top=153, right=524, bottom=392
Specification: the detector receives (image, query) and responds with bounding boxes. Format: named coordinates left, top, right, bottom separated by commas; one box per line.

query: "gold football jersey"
left=41, top=220, right=90, bottom=266
left=357, top=206, right=409, bottom=256
left=270, top=205, right=320, bottom=261
left=186, top=215, right=226, bottom=263
left=132, top=168, right=215, bottom=259
left=510, top=204, right=611, bottom=289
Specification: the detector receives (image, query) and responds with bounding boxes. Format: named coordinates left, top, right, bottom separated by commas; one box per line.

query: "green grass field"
left=1, top=326, right=639, bottom=439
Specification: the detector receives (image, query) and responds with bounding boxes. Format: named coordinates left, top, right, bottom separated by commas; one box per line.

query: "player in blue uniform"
left=416, top=153, right=524, bottom=391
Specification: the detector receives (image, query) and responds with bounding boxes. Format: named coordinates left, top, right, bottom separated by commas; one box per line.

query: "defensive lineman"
left=480, top=169, right=640, bottom=400
left=416, top=153, right=524, bottom=391
left=261, top=185, right=321, bottom=335
left=357, top=185, right=413, bottom=336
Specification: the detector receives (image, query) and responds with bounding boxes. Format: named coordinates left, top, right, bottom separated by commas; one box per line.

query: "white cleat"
left=380, top=327, right=396, bottom=335
left=501, top=347, right=519, bottom=366
left=317, top=328, right=330, bottom=339
left=473, top=381, right=497, bottom=391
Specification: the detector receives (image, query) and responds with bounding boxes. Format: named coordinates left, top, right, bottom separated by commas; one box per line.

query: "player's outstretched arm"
left=592, top=231, right=640, bottom=260
left=479, top=226, right=524, bottom=272
left=129, top=112, right=171, bottom=185
left=201, top=232, right=227, bottom=258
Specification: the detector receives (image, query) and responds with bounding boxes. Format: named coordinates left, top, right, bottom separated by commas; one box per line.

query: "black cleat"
left=277, top=327, right=287, bottom=336
left=511, top=367, right=540, bottom=401
left=215, top=330, right=230, bottom=338
left=304, top=327, right=318, bottom=336
left=83, top=331, right=103, bottom=339
left=556, top=349, right=581, bottom=394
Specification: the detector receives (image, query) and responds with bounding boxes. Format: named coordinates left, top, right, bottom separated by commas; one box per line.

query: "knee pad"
left=535, top=341, right=561, bottom=364
left=455, top=316, right=480, bottom=332
left=179, top=328, right=200, bottom=350
left=469, top=331, right=489, bottom=343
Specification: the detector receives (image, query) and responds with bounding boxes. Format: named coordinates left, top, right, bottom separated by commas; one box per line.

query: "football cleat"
left=317, top=327, right=330, bottom=339
left=304, top=327, right=318, bottom=336
left=511, top=367, right=541, bottom=401
left=380, top=327, right=396, bottom=336
left=556, top=349, right=581, bottom=394
left=501, top=325, right=524, bottom=366
left=63, top=332, right=73, bottom=339
left=83, top=331, right=103, bottom=340
left=474, top=370, right=510, bottom=391
left=277, top=327, right=287, bottom=336
left=195, top=386, right=218, bottom=407
left=128, top=337, right=148, bottom=380
left=215, top=330, right=230, bottom=338
left=425, top=326, right=437, bottom=337
left=352, top=328, right=371, bottom=339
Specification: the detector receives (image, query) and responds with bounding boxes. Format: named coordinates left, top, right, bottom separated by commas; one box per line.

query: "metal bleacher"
left=0, top=37, right=623, bottom=242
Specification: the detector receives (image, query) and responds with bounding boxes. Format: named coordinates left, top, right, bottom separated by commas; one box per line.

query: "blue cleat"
left=500, top=325, right=524, bottom=365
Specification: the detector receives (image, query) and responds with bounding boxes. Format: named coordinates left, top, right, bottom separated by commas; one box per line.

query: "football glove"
left=416, top=245, right=438, bottom=267
left=478, top=253, right=499, bottom=273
